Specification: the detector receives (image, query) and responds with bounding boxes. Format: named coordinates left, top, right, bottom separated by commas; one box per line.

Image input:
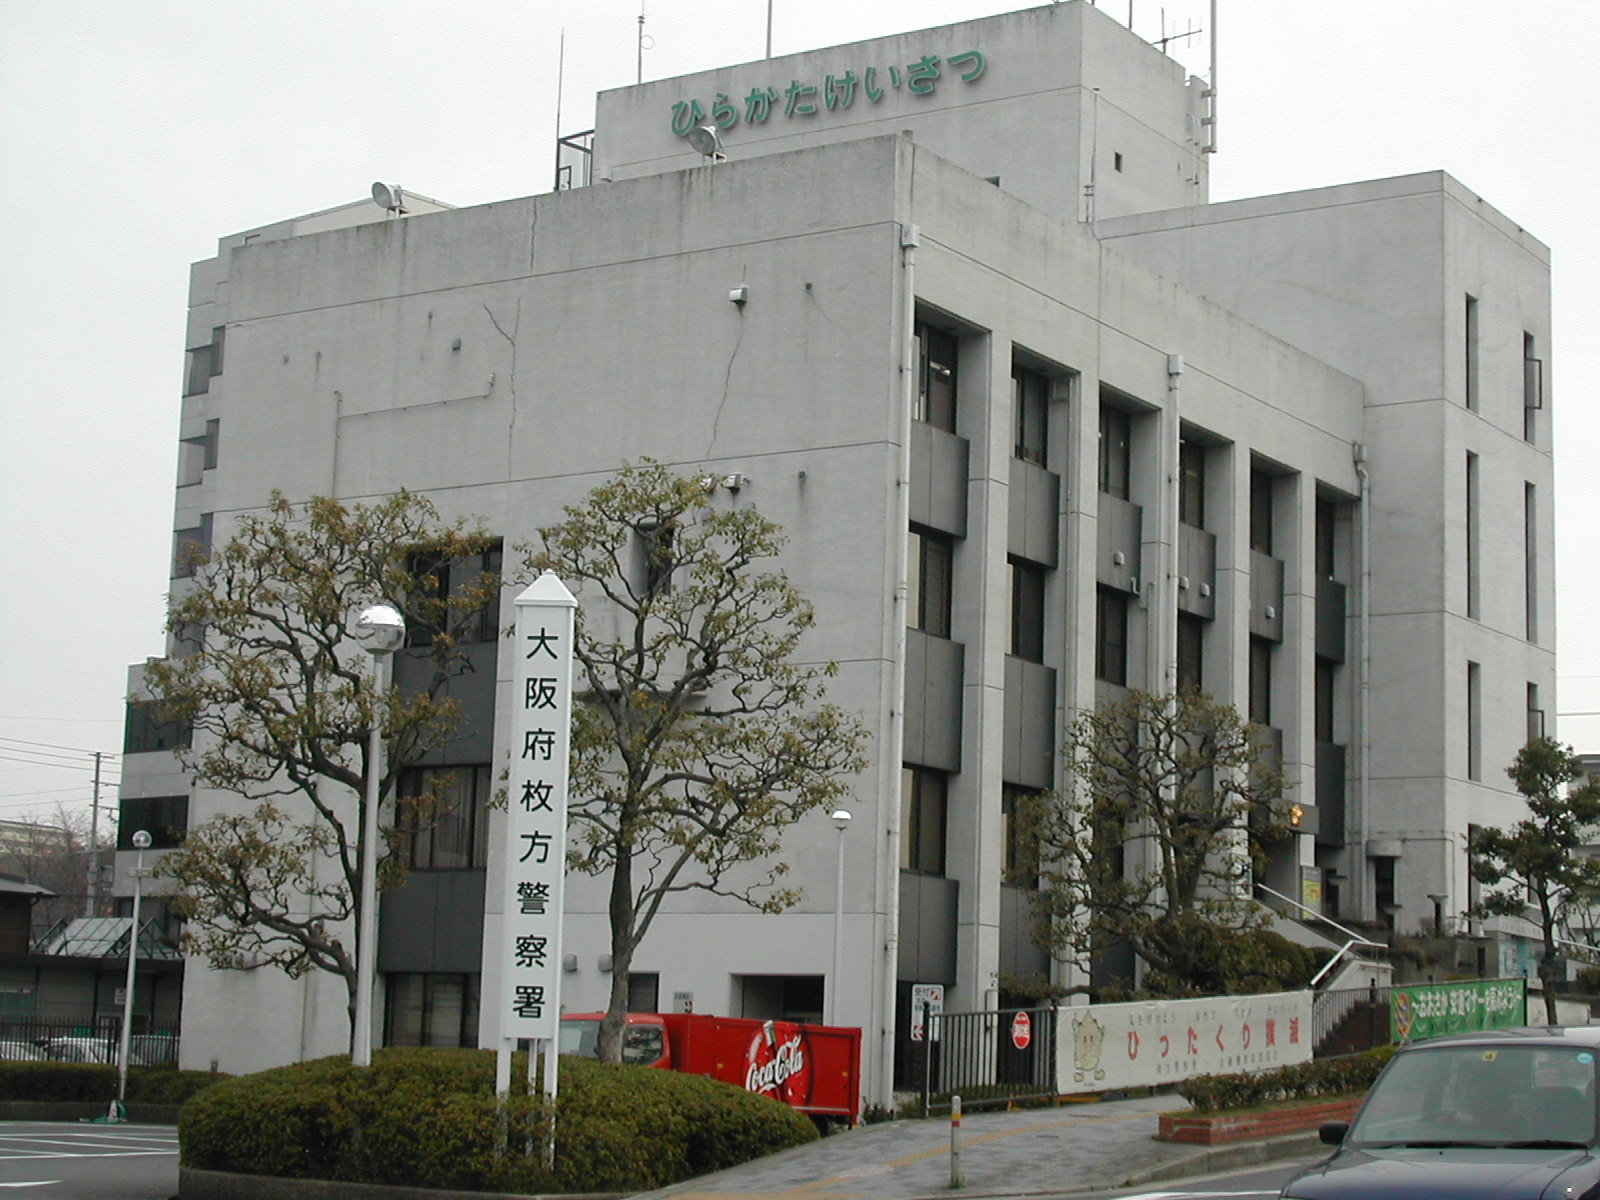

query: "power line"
left=0, top=736, right=121, bottom=758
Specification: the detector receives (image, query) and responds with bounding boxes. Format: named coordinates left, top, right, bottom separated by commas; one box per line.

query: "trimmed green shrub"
left=179, top=1048, right=818, bottom=1194
left=1176, top=1045, right=1395, bottom=1113
left=0, top=1061, right=224, bottom=1106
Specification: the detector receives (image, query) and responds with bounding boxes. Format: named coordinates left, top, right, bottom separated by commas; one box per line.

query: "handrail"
left=1255, top=882, right=1387, bottom=990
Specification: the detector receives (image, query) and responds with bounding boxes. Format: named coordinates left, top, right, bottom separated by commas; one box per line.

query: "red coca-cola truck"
left=559, top=1011, right=861, bottom=1125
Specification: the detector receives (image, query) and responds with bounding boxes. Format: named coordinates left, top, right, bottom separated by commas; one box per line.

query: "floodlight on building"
left=686, top=124, right=724, bottom=159
left=371, top=182, right=407, bottom=214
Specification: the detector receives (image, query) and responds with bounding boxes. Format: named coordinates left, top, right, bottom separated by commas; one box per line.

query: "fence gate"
left=920, top=1004, right=1057, bottom=1114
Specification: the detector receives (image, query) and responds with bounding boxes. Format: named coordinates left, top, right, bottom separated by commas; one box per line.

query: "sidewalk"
left=634, top=1096, right=1327, bottom=1200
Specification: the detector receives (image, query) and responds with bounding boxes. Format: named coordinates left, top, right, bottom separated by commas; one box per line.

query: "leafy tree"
left=144, top=491, right=499, bottom=1048
left=1470, top=737, right=1600, bottom=1024
left=1015, top=689, right=1292, bottom=997
left=525, top=462, right=869, bottom=1061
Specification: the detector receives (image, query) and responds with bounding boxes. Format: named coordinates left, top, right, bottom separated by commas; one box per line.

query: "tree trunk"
left=598, top=848, right=637, bottom=1063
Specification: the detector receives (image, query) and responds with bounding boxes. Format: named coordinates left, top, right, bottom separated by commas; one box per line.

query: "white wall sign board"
left=491, top=572, right=577, bottom=1045
left=1057, top=990, right=1313, bottom=1094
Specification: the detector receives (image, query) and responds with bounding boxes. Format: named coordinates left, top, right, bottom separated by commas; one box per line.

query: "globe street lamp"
left=353, top=604, right=405, bottom=1067
left=113, top=829, right=152, bottom=1119
left=828, top=810, right=851, bottom=1025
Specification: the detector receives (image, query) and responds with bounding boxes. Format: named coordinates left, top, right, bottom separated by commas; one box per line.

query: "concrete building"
left=117, top=2, right=1555, bottom=1104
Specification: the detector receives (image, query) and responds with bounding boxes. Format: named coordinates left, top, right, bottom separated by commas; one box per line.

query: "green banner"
left=1390, top=979, right=1527, bottom=1043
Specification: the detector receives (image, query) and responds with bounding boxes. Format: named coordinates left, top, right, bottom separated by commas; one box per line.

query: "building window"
left=172, top=513, right=213, bottom=579
left=1178, top=439, right=1206, bottom=528
left=1527, top=682, right=1545, bottom=745
left=1249, top=468, right=1274, bottom=556
left=1464, top=294, right=1479, bottom=411
left=633, top=522, right=675, bottom=599
left=1315, top=658, right=1336, bottom=743
left=916, top=322, right=958, bottom=432
left=1315, top=497, right=1338, bottom=580
left=1098, top=403, right=1131, bottom=500
left=400, top=765, right=492, bottom=869
left=1524, top=482, right=1538, bottom=642
left=1523, top=332, right=1542, bottom=443
left=406, top=542, right=503, bottom=647
left=1373, top=856, right=1398, bottom=929
left=385, top=972, right=479, bottom=1048
left=117, top=795, right=188, bottom=849
left=1008, top=559, right=1045, bottom=662
left=1176, top=612, right=1204, bottom=693
left=1249, top=636, right=1273, bottom=727
left=901, top=766, right=947, bottom=875
left=1011, top=364, right=1049, bottom=465
left=183, top=327, right=225, bottom=397
left=907, top=527, right=953, bottom=638
left=1467, top=660, right=1482, bottom=781
left=1095, top=587, right=1128, bottom=686
left=1001, top=785, right=1040, bottom=888
left=123, top=701, right=191, bottom=754
left=1465, top=452, right=1480, bottom=620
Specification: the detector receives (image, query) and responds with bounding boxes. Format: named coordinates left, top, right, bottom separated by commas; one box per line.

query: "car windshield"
left=1350, top=1043, right=1598, bottom=1149
left=557, top=1020, right=664, bottom=1066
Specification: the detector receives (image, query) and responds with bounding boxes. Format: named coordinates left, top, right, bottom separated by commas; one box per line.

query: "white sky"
left=2, top=0, right=1596, bottom=825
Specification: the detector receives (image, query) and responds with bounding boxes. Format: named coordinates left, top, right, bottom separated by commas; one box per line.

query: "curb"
left=1117, top=1131, right=1328, bottom=1189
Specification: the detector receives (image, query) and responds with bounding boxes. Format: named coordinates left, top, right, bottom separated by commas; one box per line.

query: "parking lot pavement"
left=0, top=1122, right=179, bottom=1200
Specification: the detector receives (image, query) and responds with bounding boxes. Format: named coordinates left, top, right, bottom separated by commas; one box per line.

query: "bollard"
left=949, top=1094, right=965, bottom=1189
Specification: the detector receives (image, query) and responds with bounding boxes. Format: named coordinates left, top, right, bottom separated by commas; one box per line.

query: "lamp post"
left=828, top=810, right=851, bottom=1025
left=113, top=829, right=151, bottom=1119
left=353, top=604, right=405, bottom=1067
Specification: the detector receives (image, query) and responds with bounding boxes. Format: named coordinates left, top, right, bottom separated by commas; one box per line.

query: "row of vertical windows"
left=1465, top=292, right=1545, bottom=446
left=399, top=765, right=493, bottom=869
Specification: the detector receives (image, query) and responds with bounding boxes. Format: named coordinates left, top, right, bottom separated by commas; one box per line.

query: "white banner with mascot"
left=1058, top=991, right=1314, bottom=1093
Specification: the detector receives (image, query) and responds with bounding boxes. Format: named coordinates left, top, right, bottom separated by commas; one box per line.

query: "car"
left=41, top=1036, right=115, bottom=1064
left=0, top=1041, right=45, bottom=1062
left=1281, top=1025, right=1600, bottom=1199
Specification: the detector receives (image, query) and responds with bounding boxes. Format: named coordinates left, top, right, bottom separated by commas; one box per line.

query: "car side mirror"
left=1319, top=1121, right=1349, bottom=1146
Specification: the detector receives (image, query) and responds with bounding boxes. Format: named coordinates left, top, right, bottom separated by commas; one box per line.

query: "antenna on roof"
left=1203, top=0, right=1218, bottom=154
left=636, top=0, right=654, bottom=84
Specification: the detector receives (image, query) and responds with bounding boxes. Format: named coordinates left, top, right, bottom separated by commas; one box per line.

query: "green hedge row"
left=179, top=1048, right=818, bottom=1194
left=0, top=1061, right=226, bottom=1106
left=1175, top=1045, right=1395, bottom=1114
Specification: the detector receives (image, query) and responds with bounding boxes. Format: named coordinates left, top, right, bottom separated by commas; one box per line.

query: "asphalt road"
left=1077, top=1159, right=1318, bottom=1199
left=0, top=1122, right=178, bottom=1199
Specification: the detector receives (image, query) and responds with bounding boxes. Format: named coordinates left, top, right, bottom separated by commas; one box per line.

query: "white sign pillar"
left=491, top=572, right=576, bottom=1163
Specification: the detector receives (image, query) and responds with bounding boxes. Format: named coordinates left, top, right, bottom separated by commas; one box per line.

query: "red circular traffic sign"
left=1010, top=1011, right=1031, bottom=1049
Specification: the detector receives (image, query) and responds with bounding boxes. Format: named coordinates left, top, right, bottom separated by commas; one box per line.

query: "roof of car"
left=1402, top=1025, right=1600, bottom=1050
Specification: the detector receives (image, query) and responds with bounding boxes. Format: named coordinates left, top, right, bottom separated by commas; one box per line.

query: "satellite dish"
left=371, top=182, right=406, bottom=213
left=685, top=125, right=723, bottom=158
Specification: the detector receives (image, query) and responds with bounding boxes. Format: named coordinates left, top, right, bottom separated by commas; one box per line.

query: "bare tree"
left=1017, top=689, right=1294, bottom=997
left=525, top=462, right=869, bottom=1061
left=1471, top=737, right=1600, bottom=1024
left=145, top=490, right=499, bottom=1048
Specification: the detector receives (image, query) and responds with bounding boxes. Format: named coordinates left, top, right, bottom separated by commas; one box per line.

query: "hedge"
left=1175, top=1045, right=1395, bottom=1114
left=179, top=1048, right=818, bottom=1194
left=0, top=1061, right=226, bottom=1106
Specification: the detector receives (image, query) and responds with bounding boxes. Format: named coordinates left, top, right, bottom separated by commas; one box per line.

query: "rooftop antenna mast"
left=553, top=28, right=566, bottom=190
left=637, top=0, right=653, bottom=84
left=1203, top=0, right=1218, bottom=153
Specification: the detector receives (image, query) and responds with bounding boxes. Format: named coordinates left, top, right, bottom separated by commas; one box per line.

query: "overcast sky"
left=2, top=0, right=1595, bottom=827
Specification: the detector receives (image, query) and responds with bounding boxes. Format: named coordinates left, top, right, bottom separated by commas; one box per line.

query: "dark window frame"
left=1011, top=363, right=1049, bottom=466
left=1098, top=403, right=1132, bottom=500
left=900, top=766, right=948, bottom=876
left=399, top=764, right=493, bottom=870
left=1095, top=587, right=1129, bottom=686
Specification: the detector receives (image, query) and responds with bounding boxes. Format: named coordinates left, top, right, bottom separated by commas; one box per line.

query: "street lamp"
left=113, top=829, right=152, bottom=1120
left=352, top=604, right=405, bottom=1067
left=828, top=810, right=851, bottom=1025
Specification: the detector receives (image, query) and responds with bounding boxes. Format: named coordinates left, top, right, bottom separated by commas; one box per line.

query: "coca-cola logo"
left=742, top=1021, right=814, bottom=1107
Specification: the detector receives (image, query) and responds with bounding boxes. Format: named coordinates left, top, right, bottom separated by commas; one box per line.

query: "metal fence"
left=1311, top=984, right=1392, bottom=1057
left=915, top=1004, right=1058, bottom=1114
left=0, top=1017, right=179, bottom=1067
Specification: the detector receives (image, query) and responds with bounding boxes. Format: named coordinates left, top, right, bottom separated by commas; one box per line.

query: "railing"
left=0, top=1017, right=179, bottom=1066
left=1254, top=882, right=1387, bottom=989
left=916, top=1004, right=1057, bottom=1115
left=1312, top=984, right=1391, bottom=1057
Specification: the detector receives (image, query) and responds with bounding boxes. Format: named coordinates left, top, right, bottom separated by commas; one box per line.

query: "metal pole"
left=352, top=715, right=383, bottom=1067
left=949, top=1094, right=965, bottom=1188
left=115, top=832, right=149, bottom=1116
left=829, top=811, right=850, bottom=1024
left=922, top=1001, right=932, bottom=1115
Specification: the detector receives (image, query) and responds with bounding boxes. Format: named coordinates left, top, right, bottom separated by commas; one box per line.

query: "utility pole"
left=86, top=752, right=102, bottom=916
